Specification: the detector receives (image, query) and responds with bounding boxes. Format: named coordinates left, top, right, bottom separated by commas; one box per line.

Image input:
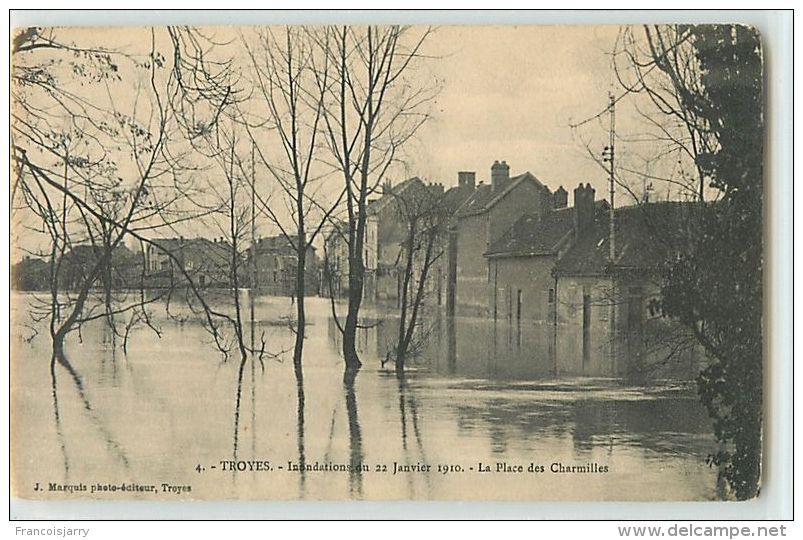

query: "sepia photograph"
left=9, top=19, right=767, bottom=507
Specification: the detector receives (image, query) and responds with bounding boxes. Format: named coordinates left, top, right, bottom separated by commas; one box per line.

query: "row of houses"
left=11, top=244, right=143, bottom=291
left=13, top=235, right=321, bottom=296
left=325, top=159, right=704, bottom=378
left=142, top=235, right=320, bottom=295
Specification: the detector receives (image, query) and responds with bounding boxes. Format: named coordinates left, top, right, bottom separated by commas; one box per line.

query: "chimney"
left=458, top=171, right=476, bottom=191
left=491, top=160, right=510, bottom=192
left=553, top=186, right=568, bottom=209
left=573, top=183, right=596, bottom=239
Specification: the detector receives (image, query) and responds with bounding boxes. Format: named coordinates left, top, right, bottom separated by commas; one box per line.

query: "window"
left=548, top=288, right=555, bottom=303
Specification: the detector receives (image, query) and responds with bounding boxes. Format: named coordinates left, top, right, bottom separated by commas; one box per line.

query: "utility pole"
left=249, top=141, right=257, bottom=456
left=602, top=92, right=616, bottom=263
left=602, top=92, right=617, bottom=376
left=250, top=141, right=257, bottom=355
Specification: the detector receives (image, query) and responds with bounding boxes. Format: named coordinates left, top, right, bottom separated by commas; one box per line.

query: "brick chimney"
left=458, top=171, right=476, bottom=191
left=491, top=160, right=510, bottom=192
left=573, top=183, right=595, bottom=239
left=553, top=186, right=568, bottom=209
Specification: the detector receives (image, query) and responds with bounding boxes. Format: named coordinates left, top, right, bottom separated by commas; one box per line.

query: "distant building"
left=323, top=177, right=454, bottom=306
left=448, top=160, right=555, bottom=317
left=11, top=256, right=50, bottom=291
left=323, top=221, right=350, bottom=298
left=12, top=244, right=143, bottom=291
left=248, top=235, right=319, bottom=297
left=365, top=177, right=453, bottom=305
left=363, top=177, right=430, bottom=303
left=144, top=237, right=232, bottom=289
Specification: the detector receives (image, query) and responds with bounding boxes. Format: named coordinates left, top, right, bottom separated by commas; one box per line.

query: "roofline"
left=554, top=264, right=662, bottom=278
left=486, top=172, right=546, bottom=211
left=367, top=176, right=425, bottom=214
left=485, top=206, right=576, bottom=258
left=456, top=172, right=546, bottom=218
left=553, top=270, right=611, bottom=278
left=485, top=250, right=557, bottom=258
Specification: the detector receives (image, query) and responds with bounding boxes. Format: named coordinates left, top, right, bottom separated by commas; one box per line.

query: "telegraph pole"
left=602, top=92, right=616, bottom=263
left=602, top=92, right=617, bottom=375
left=249, top=141, right=257, bottom=455
left=250, top=141, right=257, bottom=354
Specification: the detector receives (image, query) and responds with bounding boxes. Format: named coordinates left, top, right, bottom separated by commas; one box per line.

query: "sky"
left=406, top=25, right=623, bottom=198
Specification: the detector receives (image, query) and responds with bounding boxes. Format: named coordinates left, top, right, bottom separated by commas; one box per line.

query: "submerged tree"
left=312, top=25, right=439, bottom=375
left=385, top=182, right=450, bottom=375
left=12, top=27, right=178, bottom=367
left=11, top=26, right=249, bottom=383
left=242, top=26, right=343, bottom=382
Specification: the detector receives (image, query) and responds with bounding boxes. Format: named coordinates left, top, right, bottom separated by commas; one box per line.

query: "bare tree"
left=11, top=26, right=257, bottom=419
left=312, top=25, right=439, bottom=374
left=12, top=27, right=181, bottom=369
left=241, top=26, right=344, bottom=382
left=613, top=25, right=719, bottom=203
left=569, top=25, right=720, bottom=208
left=384, top=183, right=450, bottom=375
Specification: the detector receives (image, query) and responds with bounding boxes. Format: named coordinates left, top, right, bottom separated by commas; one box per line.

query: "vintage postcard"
left=10, top=23, right=764, bottom=503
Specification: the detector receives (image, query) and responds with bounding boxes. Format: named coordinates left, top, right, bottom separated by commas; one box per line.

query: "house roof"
left=442, top=184, right=475, bottom=215
left=455, top=172, right=547, bottom=218
left=151, top=237, right=232, bottom=266
left=486, top=203, right=606, bottom=258
left=553, top=202, right=703, bottom=277
left=61, top=244, right=139, bottom=268
left=367, top=176, right=426, bottom=215
left=254, top=235, right=294, bottom=254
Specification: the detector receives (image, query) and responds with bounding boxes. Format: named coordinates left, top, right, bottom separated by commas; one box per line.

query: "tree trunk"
left=293, top=243, right=306, bottom=381
left=342, top=288, right=363, bottom=371
left=342, top=235, right=364, bottom=372
left=395, top=228, right=416, bottom=376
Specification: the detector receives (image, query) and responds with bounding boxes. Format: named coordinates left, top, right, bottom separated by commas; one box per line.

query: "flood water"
left=11, top=292, right=721, bottom=501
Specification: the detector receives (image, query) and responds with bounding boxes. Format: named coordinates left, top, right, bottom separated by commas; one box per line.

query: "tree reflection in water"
left=50, top=366, right=70, bottom=478
left=396, top=374, right=431, bottom=498
left=295, top=371, right=307, bottom=497
left=344, top=368, right=363, bottom=499
left=50, top=349, right=130, bottom=475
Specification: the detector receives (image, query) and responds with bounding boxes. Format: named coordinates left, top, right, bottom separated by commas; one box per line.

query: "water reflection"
left=12, top=293, right=719, bottom=501
left=296, top=373, right=307, bottom=497
left=395, top=375, right=431, bottom=498
left=50, top=347, right=131, bottom=475
left=343, top=368, right=363, bottom=499
left=232, top=353, right=248, bottom=462
left=50, top=368, right=70, bottom=477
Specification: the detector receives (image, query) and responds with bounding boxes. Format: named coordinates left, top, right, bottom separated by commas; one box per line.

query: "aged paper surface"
left=10, top=24, right=763, bottom=502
